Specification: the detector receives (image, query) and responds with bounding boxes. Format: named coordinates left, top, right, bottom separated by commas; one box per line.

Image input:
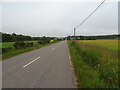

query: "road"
left=2, top=41, right=75, bottom=88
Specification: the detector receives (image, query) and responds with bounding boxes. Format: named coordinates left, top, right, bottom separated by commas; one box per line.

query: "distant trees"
left=2, top=33, right=13, bottom=42
left=67, top=34, right=120, bottom=40
left=32, top=36, right=55, bottom=41
left=1, top=32, right=119, bottom=42
left=1, top=32, right=32, bottom=42
left=1, top=32, right=58, bottom=42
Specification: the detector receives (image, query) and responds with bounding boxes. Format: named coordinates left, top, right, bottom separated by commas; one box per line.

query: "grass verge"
left=68, top=40, right=118, bottom=88
left=1, top=42, right=59, bottom=60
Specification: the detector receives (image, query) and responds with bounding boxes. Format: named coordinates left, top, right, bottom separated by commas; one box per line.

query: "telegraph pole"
left=73, top=0, right=106, bottom=40
left=74, top=28, right=76, bottom=40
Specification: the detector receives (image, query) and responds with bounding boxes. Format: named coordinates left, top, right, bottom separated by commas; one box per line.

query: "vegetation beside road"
left=1, top=40, right=60, bottom=60
left=0, top=32, right=63, bottom=60
left=1, top=41, right=38, bottom=48
left=68, top=40, right=118, bottom=88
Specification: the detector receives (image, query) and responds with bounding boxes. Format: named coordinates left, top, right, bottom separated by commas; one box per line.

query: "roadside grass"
left=68, top=41, right=104, bottom=88
left=1, top=41, right=59, bottom=60
left=68, top=40, right=118, bottom=88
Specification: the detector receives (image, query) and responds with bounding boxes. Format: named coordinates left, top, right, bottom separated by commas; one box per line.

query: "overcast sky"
left=0, top=0, right=118, bottom=37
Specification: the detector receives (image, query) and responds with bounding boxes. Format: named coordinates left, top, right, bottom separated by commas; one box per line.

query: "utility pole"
left=74, top=28, right=76, bottom=40
left=73, top=0, right=106, bottom=40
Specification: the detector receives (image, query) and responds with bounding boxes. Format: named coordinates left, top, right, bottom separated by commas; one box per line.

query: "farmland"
left=78, top=40, right=118, bottom=51
left=68, top=40, right=119, bottom=88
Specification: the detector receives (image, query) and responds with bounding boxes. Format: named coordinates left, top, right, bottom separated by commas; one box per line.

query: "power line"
left=75, top=0, right=106, bottom=29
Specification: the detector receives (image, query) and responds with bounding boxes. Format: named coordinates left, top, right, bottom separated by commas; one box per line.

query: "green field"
left=79, top=40, right=118, bottom=51
left=1, top=41, right=58, bottom=60
left=1, top=41, right=38, bottom=48
left=68, top=40, right=118, bottom=88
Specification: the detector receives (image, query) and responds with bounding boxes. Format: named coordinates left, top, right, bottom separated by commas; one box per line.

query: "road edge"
left=66, top=40, right=77, bottom=88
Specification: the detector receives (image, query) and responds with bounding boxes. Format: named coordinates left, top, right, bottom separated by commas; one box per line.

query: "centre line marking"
left=23, top=56, right=40, bottom=68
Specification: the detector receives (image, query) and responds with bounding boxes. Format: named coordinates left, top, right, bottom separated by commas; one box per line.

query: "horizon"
left=1, top=31, right=119, bottom=38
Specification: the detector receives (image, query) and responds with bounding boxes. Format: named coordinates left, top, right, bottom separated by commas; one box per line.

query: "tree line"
left=67, top=34, right=120, bottom=40
left=0, top=32, right=62, bottom=42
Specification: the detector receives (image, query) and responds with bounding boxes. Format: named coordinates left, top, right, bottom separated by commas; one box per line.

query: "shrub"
left=13, top=41, right=26, bottom=49
left=38, top=41, right=45, bottom=44
left=26, top=42, right=34, bottom=47
left=2, top=47, right=12, bottom=53
left=38, top=40, right=49, bottom=44
left=44, top=40, right=49, bottom=43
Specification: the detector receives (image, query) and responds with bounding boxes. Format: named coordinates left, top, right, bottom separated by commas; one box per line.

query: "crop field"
left=79, top=40, right=118, bottom=51
left=68, top=40, right=119, bottom=88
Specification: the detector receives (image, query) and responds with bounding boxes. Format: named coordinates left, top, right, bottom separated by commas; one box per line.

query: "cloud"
left=1, top=1, right=118, bottom=37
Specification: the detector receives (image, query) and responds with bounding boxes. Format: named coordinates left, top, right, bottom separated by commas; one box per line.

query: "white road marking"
left=23, top=57, right=40, bottom=68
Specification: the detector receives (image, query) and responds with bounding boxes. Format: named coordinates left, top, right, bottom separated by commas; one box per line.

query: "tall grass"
left=68, top=40, right=118, bottom=88
left=79, top=40, right=118, bottom=51
left=68, top=41, right=104, bottom=88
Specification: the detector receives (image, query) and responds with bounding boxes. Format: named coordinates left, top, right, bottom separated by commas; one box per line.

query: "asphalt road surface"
left=3, top=41, right=75, bottom=88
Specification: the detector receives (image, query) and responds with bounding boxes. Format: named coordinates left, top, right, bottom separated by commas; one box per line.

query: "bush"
left=2, top=47, right=12, bottom=53
left=13, top=41, right=26, bottom=49
left=26, top=42, right=34, bottom=47
left=38, top=41, right=45, bottom=44
left=44, top=40, right=49, bottom=43
left=38, top=40, right=50, bottom=44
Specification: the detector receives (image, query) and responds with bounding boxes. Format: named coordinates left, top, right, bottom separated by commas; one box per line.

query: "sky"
left=0, top=0, right=119, bottom=37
